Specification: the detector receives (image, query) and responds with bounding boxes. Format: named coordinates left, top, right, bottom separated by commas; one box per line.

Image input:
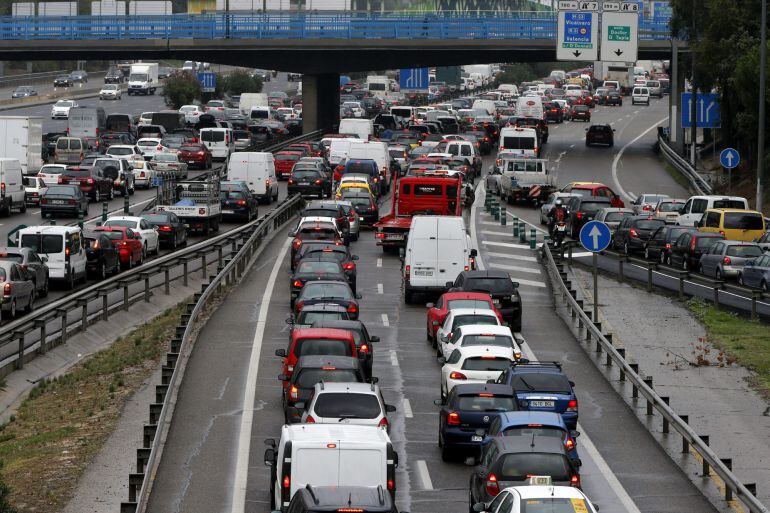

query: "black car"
left=303, top=201, right=351, bottom=240
left=514, top=117, right=549, bottom=143
left=53, top=75, right=71, bottom=87
left=669, top=231, right=725, bottom=271
left=436, top=383, right=518, bottom=461
left=140, top=211, right=187, bottom=249
left=220, top=181, right=258, bottom=222
left=613, top=215, right=667, bottom=254
left=101, top=133, right=134, bottom=147
left=585, top=124, right=615, bottom=147
left=104, top=69, right=123, bottom=84
left=565, top=196, right=613, bottom=238
left=644, top=225, right=697, bottom=264
left=606, top=90, right=623, bottom=106
left=447, top=270, right=521, bottom=332
left=341, top=190, right=379, bottom=227
left=290, top=258, right=349, bottom=307
left=288, top=168, right=328, bottom=199
left=310, top=319, right=379, bottom=379
left=283, top=485, right=396, bottom=513
left=280, top=355, right=366, bottom=423
left=543, top=101, right=564, bottom=123
left=290, top=304, right=351, bottom=332
left=83, top=231, right=120, bottom=279
left=294, top=280, right=361, bottom=320
left=463, top=129, right=492, bottom=155
left=470, top=437, right=582, bottom=507
left=249, top=125, right=274, bottom=143
left=292, top=242, right=358, bottom=287
left=0, top=247, right=49, bottom=296
left=40, top=185, right=88, bottom=218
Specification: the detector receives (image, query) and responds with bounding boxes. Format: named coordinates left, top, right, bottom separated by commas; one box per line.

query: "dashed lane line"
left=416, top=460, right=433, bottom=490
left=403, top=398, right=414, bottom=418
left=485, top=262, right=542, bottom=275
left=485, top=251, right=537, bottom=263
left=377, top=283, right=384, bottom=294
left=382, top=313, right=390, bottom=327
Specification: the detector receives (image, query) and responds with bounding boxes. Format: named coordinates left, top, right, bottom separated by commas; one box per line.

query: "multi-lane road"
left=143, top=96, right=726, bottom=513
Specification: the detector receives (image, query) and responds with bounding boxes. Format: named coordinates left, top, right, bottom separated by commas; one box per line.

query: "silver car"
left=0, top=260, right=35, bottom=318
left=631, top=193, right=670, bottom=215
left=335, top=199, right=360, bottom=241
left=698, top=240, right=764, bottom=280
left=12, top=86, right=37, bottom=98
left=595, top=207, right=635, bottom=231
left=151, top=153, right=188, bottom=179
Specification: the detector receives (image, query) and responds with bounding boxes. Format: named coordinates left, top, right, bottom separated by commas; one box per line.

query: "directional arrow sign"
left=681, top=92, right=721, bottom=128
left=600, top=10, right=639, bottom=62
left=579, top=220, right=612, bottom=253
left=720, top=148, right=740, bottom=169
left=557, top=10, right=598, bottom=61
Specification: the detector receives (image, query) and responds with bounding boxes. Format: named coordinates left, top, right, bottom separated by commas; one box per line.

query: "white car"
left=138, top=112, right=154, bottom=126
left=136, top=138, right=167, bottom=161
left=300, top=382, right=395, bottom=432
left=106, top=145, right=145, bottom=162
left=440, top=345, right=515, bottom=400
left=51, top=99, right=78, bottom=119
left=179, top=104, right=204, bottom=124
left=23, top=176, right=47, bottom=205
left=441, top=324, right=522, bottom=360
left=435, top=308, right=501, bottom=357
left=37, top=164, right=67, bottom=185
left=103, top=216, right=160, bottom=256
left=294, top=216, right=343, bottom=240
left=99, top=84, right=122, bottom=100
left=476, top=480, right=599, bottom=513
left=342, top=102, right=365, bottom=118
left=131, top=160, right=156, bottom=189
left=152, top=153, right=188, bottom=179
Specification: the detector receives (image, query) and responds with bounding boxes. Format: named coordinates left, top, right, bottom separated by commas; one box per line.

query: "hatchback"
left=669, top=231, right=725, bottom=271
left=0, top=261, right=35, bottom=318
left=613, top=216, right=667, bottom=254
left=40, top=185, right=88, bottom=218
left=644, top=225, right=697, bottom=264
left=300, top=382, right=395, bottom=432
left=698, top=240, right=764, bottom=280
left=294, top=280, right=361, bottom=320
left=738, top=254, right=770, bottom=291
left=585, top=124, right=614, bottom=147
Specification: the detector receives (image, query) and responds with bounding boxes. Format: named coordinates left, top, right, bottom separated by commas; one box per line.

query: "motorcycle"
left=553, top=221, right=567, bottom=247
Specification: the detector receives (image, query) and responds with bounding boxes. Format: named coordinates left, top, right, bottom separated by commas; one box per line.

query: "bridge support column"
left=302, top=73, right=339, bottom=134
left=670, top=39, right=686, bottom=155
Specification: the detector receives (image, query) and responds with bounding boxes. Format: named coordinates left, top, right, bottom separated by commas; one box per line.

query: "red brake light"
left=305, top=415, right=315, bottom=423
left=449, top=371, right=467, bottom=380
left=723, top=256, right=731, bottom=265
left=387, top=479, right=395, bottom=490
left=158, top=225, right=172, bottom=232
left=346, top=303, right=358, bottom=314
left=236, top=200, right=247, bottom=206
left=292, top=280, right=303, bottom=288
left=447, top=412, right=461, bottom=425
left=315, top=179, right=322, bottom=184
left=665, top=243, right=671, bottom=249
left=629, top=228, right=639, bottom=238
left=343, top=262, right=355, bottom=271
left=283, top=475, right=291, bottom=489
left=570, top=474, right=580, bottom=488
left=485, top=473, right=500, bottom=496
left=643, top=205, right=651, bottom=211
left=378, top=417, right=389, bottom=429
left=3, top=283, right=10, bottom=296
left=289, top=385, right=299, bottom=401
left=567, top=399, right=578, bottom=411
left=288, top=179, right=295, bottom=185
left=691, top=237, right=697, bottom=251
left=295, top=300, right=304, bottom=311
left=292, top=238, right=302, bottom=249
left=565, top=437, right=575, bottom=451
left=576, top=212, right=583, bottom=220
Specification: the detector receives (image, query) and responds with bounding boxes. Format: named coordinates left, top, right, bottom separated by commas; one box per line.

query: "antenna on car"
left=530, top=432, right=535, bottom=448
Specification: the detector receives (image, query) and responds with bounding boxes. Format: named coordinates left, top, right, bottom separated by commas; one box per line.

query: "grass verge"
left=660, top=157, right=694, bottom=192
left=0, top=302, right=186, bottom=512
left=688, top=298, right=770, bottom=398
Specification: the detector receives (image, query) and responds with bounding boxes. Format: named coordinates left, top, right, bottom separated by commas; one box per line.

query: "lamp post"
left=757, top=0, right=767, bottom=212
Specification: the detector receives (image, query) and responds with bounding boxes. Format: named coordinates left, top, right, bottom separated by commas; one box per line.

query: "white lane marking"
left=230, top=238, right=290, bottom=513
left=570, top=144, right=576, bottom=148
left=390, top=350, right=398, bottom=366
left=382, top=313, right=390, bottom=327
left=611, top=116, right=669, bottom=202
left=481, top=220, right=507, bottom=227
left=470, top=183, right=486, bottom=271
left=506, top=212, right=547, bottom=234
left=481, top=229, right=516, bottom=237
left=403, top=398, right=414, bottom=418
left=486, top=251, right=537, bottom=263
left=627, top=191, right=636, bottom=200
left=483, top=240, right=542, bottom=250
left=416, top=460, right=433, bottom=490
left=507, top=277, right=547, bottom=288
left=30, top=210, right=40, bottom=215
left=487, top=263, right=542, bottom=275
left=84, top=197, right=155, bottom=225
left=377, top=258, right=382, bottom=268
left=377, top=283, right=384, bottom=294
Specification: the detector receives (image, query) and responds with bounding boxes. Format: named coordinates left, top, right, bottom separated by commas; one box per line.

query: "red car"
left=274, top=150, right=303, bottom=179
left=286, top=143, right=313, bottom=157
left=580, top=91, right=595, bottom=108
left=562, top=181, right=625, bottom=208
left=425, top=292, right=504, bottom=343
left=178, top=143, right=212, bottom=169
left=274, top=328, right=358, bottom=389
left=92, top=226, right=143, bottom=268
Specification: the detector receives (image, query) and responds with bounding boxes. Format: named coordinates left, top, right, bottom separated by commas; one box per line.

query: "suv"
left=58, top=166, right=114, bottom=202
left=300, top=382, right=395, bottom=431
left=92, top=158, right=135, bottom=197
left=585, top=124, right=615, bottom=147
left=284, top=485, right=397, bottom=513
left=493, top=361, right=579, bottom=429
left=447, top=270, right=522, bottom=332
left=564, top=196, right=613, bottom=238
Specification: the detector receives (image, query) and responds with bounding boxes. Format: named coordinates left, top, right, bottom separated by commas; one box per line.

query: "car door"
left=27, top=251, right=47, bottom=287
left=647, top=227, right=664, bottom=257
left=742, top=255, right=762, bottom=287
left=701, top=243, right=721, bottom=275
left=12, top=264, right=34, bottom=303
left=139, top=219, right=159, bottom=251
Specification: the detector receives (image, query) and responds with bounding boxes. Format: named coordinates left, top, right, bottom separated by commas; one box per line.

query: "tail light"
left=86, top=178, right=94, bottom=184
left=567, top=399, right=578, bottom=412
left=570, top=474, right=581, bottom=488
left=565, top=436, right=575, bottom=451
left=723, top=256, right=731, bottom=265
left=41, top=198, right=48, bottom=204
left=387, top=479, right=395, bottom=491
left=292, top=280, right=303, bottom=288
left=305, top=415, right=315, bottom=423
left=485, top=473, right=500, bottom=496
left=3, top=283, right=10, bottom=296
left=58, top=176, right=64, bottom=184
left=295, top=300, right=304, bottom=311
left=448, top=371, right=467, bottom=380
left=158, top=225, right=172, bottom=232
left=236, top=200, right=247, bottom=206
left=65, top=246, right=70, bottom=257
left=447, top=412, right=461, bottom=425
left=292, top=238, right=302, bottom=249
left=283, top=475, right=290, bottom=489
left=378, top=417, right=389, bottom=429
left=576, top=212, right=583, bottom=220
left=404, top=264, right=410, bottom=280
left=68, top=199, right=76, bottom=204
left=314, top=179, right=322, bottom=185
left=665, top=243, right=671, bottom=249
left=643, top=204, right=651, bottom=211
left=719, top=230, right=725, bottom=236
left=343, top=262, right=355, bottom=271
left=289, top=385, right=299, bottom=402
left=691, top=236, right=697, bottom=251
left=629, top=229, right=639, bottom=238
left=288, top=179, right=295, bottom=185
left=346, top=303, right=358, bottom=314
left=376, top=232, right=385, bottom=239
left=359, top=344, right=369, bottom=355
left=348, top=216, right=355, bottom=222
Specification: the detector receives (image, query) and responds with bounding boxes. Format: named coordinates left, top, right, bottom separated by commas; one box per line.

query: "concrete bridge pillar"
left=302, top=73, right=339, bottom=134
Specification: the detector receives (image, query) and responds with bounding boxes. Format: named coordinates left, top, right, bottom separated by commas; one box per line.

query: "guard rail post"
left=34, top=319, right=47, bottom=354
left=618, top=257, right=624, bottom=283
left=100, top=289, right=110, bottom=321
left=76, top=298, right=88, bottom=330
left=216, top=244, right=224, bottom=268
left=701, top=435, right=710, bottom=476
left=519, top=222, right=526, bottom=243
left=677, top=271, right=687, bottom=299
left=630, top=363, right=640, bottom=397
left=200, top=253, right=207, bottom=279
left=500, top=207, right=506, bottom=226
left=662, top=397, right=670, bottom=433
left=120, top=280, right=130, bottom=311
left=162, top=265, right=171, bottom=295
left=722, top=458, right=733, bottom=501
left=643, top=376, right=653, bottom=415
left=102, top=202, right=108, bottom=223
left=646, top=262, right=654, bottom=291
left=57, top=308, right=68, bottom=344
left=751, top=290, right=761, bottom=320
left=529, top=229, right=536, bottom=250
left=14, top=331, right=24, bottom=370
left=182, top=257, right=189, bottom=287
left=142, top=273, right=151, bottom=302
left=617, top=348, right=626, bottom=380
left=681, top=415, right=690, bottom=453
left=513, top=216, right=519, bottom=237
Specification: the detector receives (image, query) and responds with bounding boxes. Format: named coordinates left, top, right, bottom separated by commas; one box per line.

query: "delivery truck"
left=0, top=116, right=43, bottom=176
left=239, top=93, right=269, bottom=116
left=128, top=62, right=159, bottom=95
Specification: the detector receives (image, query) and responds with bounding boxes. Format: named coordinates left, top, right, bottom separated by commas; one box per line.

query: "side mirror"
left=264, top=438, right=276, bottom=448
left=385, top=404, right=397, bottom=413
left=355, top=293, right=362, bottom=299
left=570, top=430, right=581, bottom=438
left=426, top=302, right=435, bottom=309
left=278, top=374, right=288, bottom=381
left=437, top=356, right=446, bottom=365
left=285, top=316, right=294, bottom=324
left=264, top=448, right=276, bottom=466
left=433, top=398, right=444, bottom=406
left=472, top=502, right=487, bottom=513
left=369, top=376, right=379, bottom=384
left=294, top=401, right=306, bottom=410
left=370, top=335, right=380, bottom=342
left=445, top=281, right=454, bottom=289
left=275, top=349, right=287, bottom=358
left=572, top=458, right=583, bottom=468
left=352, top=255, right=359, bottom=260
left=512, top=282, right=520, bottom=288
left=569, top=380, right=575, bottom=387
left=41, top=256, right=48, bottom=263
left=288, top=230, right=296, bottom=237
left=470, top=249, right=478, bottom=258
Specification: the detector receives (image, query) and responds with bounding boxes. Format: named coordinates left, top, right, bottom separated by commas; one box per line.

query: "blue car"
left=435, top=383, right=518, bottom=461
left=482, top=410, right=580, bottom=460
left=492, top=361, right=579, bottom=429
left=738, top=253, right=770, bottom=291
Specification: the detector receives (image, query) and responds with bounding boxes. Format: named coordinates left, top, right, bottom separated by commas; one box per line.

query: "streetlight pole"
left=690, top=0, right=697, bottom=166
left=757, top=0, right=767, bottom=212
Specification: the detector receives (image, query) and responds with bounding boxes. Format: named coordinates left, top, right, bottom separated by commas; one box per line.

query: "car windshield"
left=103, top=85, right=118, bottom=90
left=447, top=299, right=490, bottom=310
left=297, top=261, right=341, bottom=274
left=724, top=212, right=764, bottom=230
left=726, top=245, right=763, bottom=258
left=21, top=234, right=63, bottom=254
left=465, top=278, right=515, bottom=294
left=499, top=453, right=570, bottom=481
left=511, top=373, right=571, bottom=393
left=295, top=369, right=358, bottom=388
left=302, top=282, right=350, bottom=299
left=461, top=334, right=512, bottom=348
left=455, top=394, right=515, bottom=411
left=461, top=357, right=510, bottom=371
left=518, top=498, right=591, bottom=512
left=313, top=393, right=381, bottom=418
left=294, top=338, right=353, bottom=357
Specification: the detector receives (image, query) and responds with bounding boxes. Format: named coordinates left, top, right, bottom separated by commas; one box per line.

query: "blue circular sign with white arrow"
left=579, top=220, right=612, bottom=253
left=719, top=148, right=740, bottom=169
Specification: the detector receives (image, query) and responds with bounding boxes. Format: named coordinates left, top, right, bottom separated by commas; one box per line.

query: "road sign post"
left=600, top=10, right=639, bottom=62
left=579, top=221, right=612, bottom=322
left=720, top=148, right=740, bottom=193
left=557, top=10, right=599, bottom=61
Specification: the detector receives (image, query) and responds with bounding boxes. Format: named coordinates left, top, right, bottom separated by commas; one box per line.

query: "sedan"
left=0, top=261, right=35, bottom=318
left=606, top=91, right=623, bottom=106
left=40, top=185, right=88, bottom=218
left=632, top=193, right=670, bottom=215
left=570, top=105, right=591, bottom=121
left=99, top=84, right=122, bottom=100
left=178, top=143, right=212, bottom=169
left=439, top=345, right=515, bottom=401
left=738, top=254, right=770, bottom=291
left=0, top=247, right=49, bottom=297
left=103, top=216, right=160, bottom=257
left=290, top=259, right=348, bottom=307
left=220, top=187, right=258, bottom=222
left=152, top=153, right=188, bottom=179
left=141, top=211, right=187, bottom=249
left=12, top=86, right=37, bottom=98
left=294, top=280, right=361, bottom=320
left=586, top=124, right=614, bottom=147
left=613, top=216, right=667, bottom=254
left=24, top=176, right=47, bottom=206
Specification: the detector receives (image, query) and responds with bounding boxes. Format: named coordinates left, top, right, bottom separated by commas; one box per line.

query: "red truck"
left=374, top=175, right=463, bottom=252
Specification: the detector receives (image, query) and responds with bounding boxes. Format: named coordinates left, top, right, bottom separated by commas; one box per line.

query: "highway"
left=145, top=97, right=722, bottom=513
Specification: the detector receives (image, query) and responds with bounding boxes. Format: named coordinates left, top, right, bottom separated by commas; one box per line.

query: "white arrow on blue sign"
left=579, top=220, right=612, bottom=253
left=719, top=148, right=740, bottom=169
left=681, top=92, right=721, bottom=128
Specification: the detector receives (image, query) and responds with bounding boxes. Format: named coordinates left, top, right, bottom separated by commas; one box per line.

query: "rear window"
left=461, top=357, right=510, bottom=371
left=220, top=191, right=246, bottom=200
left=447, top=299, right=491, bottom=310
left=455, top=394, right=516, bottom=412
left=303, top=208, right=338, bottom=218
left=104, top=220, right=135, bottom=229
left=501, top=425, right=566, bottom=440
left=275, top=153, right=300, bottom=161
left=292, top=170, right=321, bottom=180
left=297, top=261, right=341, bottom=274
left=453, top=315, right=498, bottom=330
left=294, top=338, right=353, bottom=357
left=726, top=245, right=763, bottom=258
left=201, top=131, right=225, bottom=142
left=21, top=234, right=63, bottom=254
left=658, top=202, right=682, bottom=212
left=696, top=236, right=722, bottom=249
left=300, top=312, right=347, bottom=324
left=465, top=278, right=514, bottom=294
left=302, top=282, right=350, bottom=298
left=580, top=201, right=609, bottom=214
left=108, top=147, right=132, bottom=155
left=180, top=145, right=202, bottom=152
left=142, top=214, right=169, bottom=223
left=604, top=211, right=629, bottom=222
left=633, top=219, right=666, bottom=230
left=498, top=453, right=570, bottom=481
left=0, top=253, right=22, bottom=263
left=510, top=373, right=571, bottom=393
left=313, top=393, right=381, bottom=418
left=724, top=212, right=764, bottom=230
left=295, top=369, right=358, bottom=388
left=345, top=162, right=376, bottom=175
left=713, top=199, right=747, bottom=209
left=413, top=184, right=443, bottom=196
left=502, top=136, right=535, bottom=150
left=518, top=498, right=590, bottom=512
left=461, top=334, right=512, bottom=348
left=299, top=228, right=337, bottom=240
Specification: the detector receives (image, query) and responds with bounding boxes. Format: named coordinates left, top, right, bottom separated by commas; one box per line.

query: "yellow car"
left=335, top=181, right=374, bottom=199
left=698, top=208, right=766, bottom=242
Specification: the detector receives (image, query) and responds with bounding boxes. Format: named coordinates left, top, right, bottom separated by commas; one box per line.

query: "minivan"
left=226, top=151, right=278, bottom=203
left=0, top=158, right=25, bottom=216
left=632, top=86, right=650, bottom=106
left=54, top=137, right=85, bottom=165
left=403, top=216, right=476, bottom=304
left=698, top=208, right=766, bottom=242
left=676, top=195, right=749, bottom=226
left=645, top=80, right=663, bottom=98
left=199, top=127, right=234, bottom=161
left=18, top=225, right=87, bottom=288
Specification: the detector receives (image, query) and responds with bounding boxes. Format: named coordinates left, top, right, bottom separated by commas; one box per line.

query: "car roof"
left=448, top=308, right=499, bottom=317
left=294, top=355, right=361, bottom=370
left=497, top=410, right=568, bottom=428
left=508, top=485, right=590, bottom=500
left=451, top=383, right=515, bottom=396
left=705, top=208, right=762, bottom=214
left=459, top=270, right=510, bottom=280
left=312, top=382, right=378, bottom=394
left=106, top=216, right=141, bottom=222
left=443, top=291, right=493, bottom=301
left=455, top=345, right=512, bottom=358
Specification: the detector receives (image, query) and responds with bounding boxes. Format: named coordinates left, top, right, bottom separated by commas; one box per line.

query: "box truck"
left=0, top=116, right=43, bottom=176
left=239, top=93, right=269, bottom=116
left=128, top=62, right=159, bottom=95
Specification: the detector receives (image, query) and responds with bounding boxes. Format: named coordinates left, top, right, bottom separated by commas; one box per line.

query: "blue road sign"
left=197, top=72, right=216, bottom=93
left=681, top=92, right=721, bottom=128
left=564, top=12, right=593, bottom=47
left=579, top=221, right=612, bottom=253
left=719, top=148, right=740, bottom=169
left=399, top=68, right=429, bottom=92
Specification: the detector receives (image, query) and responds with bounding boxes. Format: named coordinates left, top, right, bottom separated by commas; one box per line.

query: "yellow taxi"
left=335, top=181, right=374, bottom=200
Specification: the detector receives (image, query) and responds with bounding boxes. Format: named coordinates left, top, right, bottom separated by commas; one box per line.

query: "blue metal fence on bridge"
left=0, top=12, right=671, bottom=41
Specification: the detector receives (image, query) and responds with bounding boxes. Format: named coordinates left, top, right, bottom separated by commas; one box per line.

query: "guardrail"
left=0, top=12, right=671, bottom=41
left=120, top=193, right=304, bottom=513
left=0, top=70, right=68, bottom=88
left=541, top=241, right=768, bottom=513
left=658, top=132, right=713, bottom=195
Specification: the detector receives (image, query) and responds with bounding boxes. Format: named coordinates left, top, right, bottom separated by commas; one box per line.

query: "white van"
left=676, top=195, right=750, bottom=226
left=265, top=424, right=397, bottom=512
left=226, top=152, right=278, bottom=203
left=403, top=216, right=476, bottom=304
left=18, top=225, right=87, bottom=288
left=471, top=99, right=497, bottom=117
left=239, top=93, right=268, bottom=116
left=389, top=106, right=414, bottom=122
left=199, top=128, right=233, bottom=161
left=0, top=158, right=25, bottom=215
left=339, top=118, right=374, bottom=141
left=632, top=86, right=650, bottom=106
left=347, top=141, right=392, bottom=187
left=498, top=126, right=539, bottom=158
left=250, top=106, right=273, bottom=121
left=515, top=96, right=544, bottom=119
left=366, top=75, right=390, bottom=99
left=328, top=138, right=357, bottom=166
left=497, top=83, right=519, bottom=98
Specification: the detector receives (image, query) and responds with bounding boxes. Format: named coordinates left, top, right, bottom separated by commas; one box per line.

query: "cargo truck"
left=128, top=62, right=159, bottom=95
left=593, top=61, right=633, bottom=95
left=156, top=178, right=221, bottom=235
left=0, top=116, right=43, bottom=176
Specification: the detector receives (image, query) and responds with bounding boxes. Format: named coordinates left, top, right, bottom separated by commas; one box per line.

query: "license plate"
left=222, top=210, right=234, bottom=214
left=299, top=182, right=309, bottom=185
left=471, top=435, right=483, bottom=442
left=530, top=400, right=554, bottom=408
left=52, top=199, right=65, bottom=204
left=386, top=234, right=404, bottom=240
left=188, top=160, right=196, bottom=164
left=414, top=269, right=433, bottom=276
left=493, top=299, right=501, bottom=305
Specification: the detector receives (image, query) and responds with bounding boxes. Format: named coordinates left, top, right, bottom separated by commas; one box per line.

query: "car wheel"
left=68, top=271, right=75, bottom=290
left=738, top=273, right=744, bottom=286
left=40, top=277, right=49, bottom=297
left=660, top=251, right=666, bottom=265
left=441, top=445, right=452, bottom=462
left=94, top=189, right=101, bottom=203
left=26, top=291, right=35, bottom=313
left=8, top=299, right=16, bottom=319
left=683, top=258, right=689, bottom=271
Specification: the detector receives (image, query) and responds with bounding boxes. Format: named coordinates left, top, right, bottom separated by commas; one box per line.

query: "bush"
left=0, top=462, right=16, bottom=513
left=219, top=69, right=263, bottom=96
left=163, top=72, right=202, bottom=109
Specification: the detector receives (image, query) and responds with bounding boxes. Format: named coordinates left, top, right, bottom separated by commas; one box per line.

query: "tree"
left=216, top=70, right=263, bottom=98
left=162, top=72, right=202, bottom=109
left=496, top=63, right=538, bottom=85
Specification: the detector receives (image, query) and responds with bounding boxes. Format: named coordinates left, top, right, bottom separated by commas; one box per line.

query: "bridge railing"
left=0, top=11, right=671, bottom=41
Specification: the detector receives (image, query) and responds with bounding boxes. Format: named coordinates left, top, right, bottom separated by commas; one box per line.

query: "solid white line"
left=377, top=283, right=384, bottom=294
left=377, top=258, right=382, bottom=268
left=390, top=350, right=399, bottom=366
left=482, top=240, right=538, bottom=250
left=416, top=460, right=433, bottom=490
left=403, top=398, right=414, bottom=418
left=382, top=313, right=390, bottom=327
left=487, top=263, right=542, bottom=275
left=230, top=238, right=291, bottom=513
left=508, top=277, right=547, bottom=288
left=506, top=212, right=547, bottom=234
left=611, top=116, right=669, bottom=202
left=470, top=183, right=486, bottom=270
left=486, top=251, right=538, bottom=263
